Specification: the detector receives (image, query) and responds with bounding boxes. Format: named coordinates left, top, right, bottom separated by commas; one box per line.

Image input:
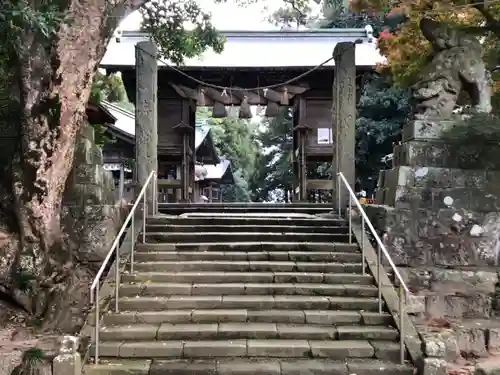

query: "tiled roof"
left=101, top=101, right=135, bottom=137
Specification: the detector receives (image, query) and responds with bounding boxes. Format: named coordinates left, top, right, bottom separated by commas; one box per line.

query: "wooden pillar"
left=294, top=97, right=309, bottom=202
left=299, top=130, right=307, bottom=201
left=135, top=40, right=158, bottom=212
left=176, top=165, right=182, bottom=202
left=181, top=133, right=189, bottom=201
left=209, top=182, right=213, bottom=203
left=332, top=42, right=356, bottom=210
left=119, top=163, right=125, bottom=203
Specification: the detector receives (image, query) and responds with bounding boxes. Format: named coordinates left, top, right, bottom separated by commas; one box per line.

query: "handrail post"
left=153, top=172, right=157, bottom=215
left=142, top=187, right=147, bottom=244
left=337, top=174, right=341, bottom=218
left=361, top=216, right=365, bottom=276
left=130, top=215, right=135, bottom=273
left=348, top=194, right=352, bottom=244
left=399, top=284, right=405, bottom=364
left=94, top=288, right=99, bottom=364
left=377, top=243, right=382, bottom=313
left=114, top=244, right=120, bottom=313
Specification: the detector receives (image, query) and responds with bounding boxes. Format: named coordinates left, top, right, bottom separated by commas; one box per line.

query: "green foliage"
left=268, top=0, right=314, bottom=29
left=140, top=0, right=225, bottom=64
left=441, top=113, right=500, bottom=170
left=0, top=2, right=62, bottom=141
left=92, top=124, right=116, bottom=148
left=12, top=347, right=44, bottom=375
left=90, top=71, right=129, bottom=104
left=197, top=107, right=260, bottom=202
left=12, top=266, right=35, bottom=293
left=355, top=74, right=410, bottom=189
left=251, top=107, right=294, bottom=202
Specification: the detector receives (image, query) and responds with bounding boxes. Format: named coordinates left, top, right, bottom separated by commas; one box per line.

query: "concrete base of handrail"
left=351, top=221, right=423, bottom=364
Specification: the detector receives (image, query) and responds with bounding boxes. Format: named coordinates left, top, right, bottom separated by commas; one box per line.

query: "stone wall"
left=366, top=119, right=500, bottom=362
left=63, top=123, right=125, bottom=261
left=57, top=123, right=127, bottom=332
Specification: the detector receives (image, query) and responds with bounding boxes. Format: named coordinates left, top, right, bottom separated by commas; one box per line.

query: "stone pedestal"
left=366, top=119, right=500, bottom=359
left=332, top=42, right=356, bottom=209
left=135, top=41, right=158, bottom=213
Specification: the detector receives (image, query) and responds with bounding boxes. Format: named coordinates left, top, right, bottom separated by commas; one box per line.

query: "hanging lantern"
left=280, top=87, right=289, bottom=105
left=197, top=88, right=206, bottom=106
left=212, top=101, right=227, bottom=118
left=239, top=96, right=252, bottom=119
left=265, top=101, right=279, bottom=117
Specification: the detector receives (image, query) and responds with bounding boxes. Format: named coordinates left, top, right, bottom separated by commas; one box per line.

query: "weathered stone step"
left=117, top=295, right=381, bottom=311
left=145, top=224, right=349, bottom=234
left=85, top=358, right=414, bottom=375
left=145, top=232, right=350, bottom=243
left=91, top=339, right=391, bottom=359
left=146, top=216, right=347, bottom=227
left=157, top=204, right=334, bottom=215
left=133, top=261, right=363, bottom=273
left=121, top=272, right=374, bottom=284
left=99, top=323, right=399, bottom=341
left=134, top=251, right=361, bottom=262
left=119, top=282, right=378, bottom=298
left=102, top=309, right=392, bottom=326
left=158, top=202, right=333, bottom=209
left=135, top=242, right=360, bottom=253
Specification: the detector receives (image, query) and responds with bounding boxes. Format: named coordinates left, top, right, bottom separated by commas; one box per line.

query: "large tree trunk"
left=0, top=0, right=143, bottom=330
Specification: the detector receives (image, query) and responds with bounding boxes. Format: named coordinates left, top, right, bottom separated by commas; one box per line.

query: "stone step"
left=133, top=261, right=364, bottom=273
left=102, top=309, right=392, bottom=326
left=121, top=272, right=374, bottom=284
left=91, top=339, right=394, bottom=359
left=118, top=282, right=378, bottom=298
left=147, top=216, right=347, bottom=226
left=135, top=242, right=360, bottom=253
left=117, top=295, right=381, bottom=311
left=134, top=251, right=362, bottom=262
left=85, top=358, right=414, bottom=375
left=99, top=323, right=399, bottom=342
left=158, top=202, right=334, bottom=209
left=145, top=232, right=350, bottom=243
left=157, top=205, right=334, bottom=216
left=145, top=224, right=349, bottom=234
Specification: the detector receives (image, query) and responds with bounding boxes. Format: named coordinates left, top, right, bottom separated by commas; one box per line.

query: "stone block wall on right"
left=365, top=119, right=500, bottom=360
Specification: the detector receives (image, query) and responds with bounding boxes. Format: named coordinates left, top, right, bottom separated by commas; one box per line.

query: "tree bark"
left=0, top=0, right=144, bottom=330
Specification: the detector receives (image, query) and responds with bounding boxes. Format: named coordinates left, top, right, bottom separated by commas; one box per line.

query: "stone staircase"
left=85, top=207, right=415, bottom=375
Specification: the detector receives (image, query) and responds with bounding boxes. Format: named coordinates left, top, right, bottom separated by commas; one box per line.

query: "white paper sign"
left=317, top=128, right=332, bottom=144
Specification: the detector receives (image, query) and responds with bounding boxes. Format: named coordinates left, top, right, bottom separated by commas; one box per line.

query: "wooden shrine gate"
left=101, top=28, right=380, bottom=205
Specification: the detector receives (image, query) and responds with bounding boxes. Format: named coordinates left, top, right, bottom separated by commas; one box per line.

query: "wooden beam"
left=169, top=82, right=310, bottom=106
left=230, top=86, right=265, bottom=105
left=307, top=179, right=334, bottom=190
left=203, top=86, right=237, bottom=105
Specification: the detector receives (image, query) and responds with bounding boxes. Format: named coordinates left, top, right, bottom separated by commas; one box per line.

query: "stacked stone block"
left=366, top=119, right=500, bottom=360
left=62, top=123, right=126, bottom=262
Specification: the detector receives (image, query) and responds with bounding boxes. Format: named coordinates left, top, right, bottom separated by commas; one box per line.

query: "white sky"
left=120, top=0, right=319, bottom=31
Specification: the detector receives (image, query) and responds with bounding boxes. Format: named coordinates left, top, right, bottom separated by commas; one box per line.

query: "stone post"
left=332, top=42, right=356, bottom=210
left=135, top=41, right=158, bottom=213
left=52, top=336, right=81, bottom=375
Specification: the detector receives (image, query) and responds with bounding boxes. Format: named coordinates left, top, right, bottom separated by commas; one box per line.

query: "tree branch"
left=472, top=0, right=500, bottom=39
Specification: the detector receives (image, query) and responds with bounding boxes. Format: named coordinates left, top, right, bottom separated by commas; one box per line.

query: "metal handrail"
left=337, top=172, right=408, bottom=364
left=89, top=170, right=157, bottom=364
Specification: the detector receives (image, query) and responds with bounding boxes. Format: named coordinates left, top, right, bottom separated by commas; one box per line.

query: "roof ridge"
left=101, top=100, right=135, bottom=118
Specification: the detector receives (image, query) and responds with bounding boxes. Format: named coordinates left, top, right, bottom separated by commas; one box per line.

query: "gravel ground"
left=0, top=302, right=58, bottom=375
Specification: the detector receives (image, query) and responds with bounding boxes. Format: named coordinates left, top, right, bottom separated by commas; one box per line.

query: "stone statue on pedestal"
left=412, top=17, right=492, bottom=120
left=367, top=16, right=500, bottom=340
